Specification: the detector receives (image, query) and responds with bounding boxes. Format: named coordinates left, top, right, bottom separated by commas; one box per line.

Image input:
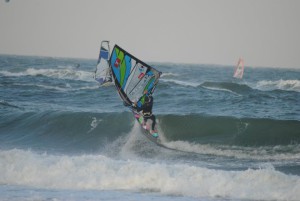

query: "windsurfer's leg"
left=143, top=117, right=148, bottom=126
left=151, top=115, right=156, bottom=131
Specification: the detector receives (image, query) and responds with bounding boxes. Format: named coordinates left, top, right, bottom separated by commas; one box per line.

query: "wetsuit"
left=136, top=96, right=156, bottom=131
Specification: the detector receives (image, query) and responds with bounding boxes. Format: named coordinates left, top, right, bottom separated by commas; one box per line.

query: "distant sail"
left=94, top=40, right=112, bottom=86
left=109, top=45, right=161, bottom=107
left=233, top=58, right=244, bottom=79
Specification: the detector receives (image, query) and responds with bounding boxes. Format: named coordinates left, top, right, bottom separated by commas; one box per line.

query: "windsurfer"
left=133, top=94, right=157, bottom=133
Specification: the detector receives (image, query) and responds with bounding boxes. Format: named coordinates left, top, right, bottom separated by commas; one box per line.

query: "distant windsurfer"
left=132, top=93, right=157, bottom=134
left=95, top=40, right=112, bottom=86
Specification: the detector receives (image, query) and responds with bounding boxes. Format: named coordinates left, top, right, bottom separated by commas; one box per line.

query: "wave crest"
left=255, top=79, right=300, bottom=92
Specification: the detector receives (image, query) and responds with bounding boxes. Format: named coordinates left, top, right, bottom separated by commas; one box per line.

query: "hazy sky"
left=1, top=0, right=300, bottom=68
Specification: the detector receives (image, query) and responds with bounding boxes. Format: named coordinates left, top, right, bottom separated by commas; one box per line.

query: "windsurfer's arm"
left=132, top=101, right=143, bottom=112
left=131, top=101, right=137, bottom=109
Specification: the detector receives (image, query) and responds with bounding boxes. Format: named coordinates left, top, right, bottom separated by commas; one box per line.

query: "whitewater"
left=0, top=55, right=300, bottom=201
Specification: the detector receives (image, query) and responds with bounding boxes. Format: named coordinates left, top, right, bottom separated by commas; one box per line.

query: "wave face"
left=159, top=114, right=300, bottom=146
left=1, top=111, right=299, bottom=150
left=1, top=55, right=300, bottom=201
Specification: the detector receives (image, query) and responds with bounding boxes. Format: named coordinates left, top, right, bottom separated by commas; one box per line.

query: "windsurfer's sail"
left=109, top=45, right=161, bottom=107
left=233, top=58, right=244, bottom=79
left=94, top=40, right=112, bottom=85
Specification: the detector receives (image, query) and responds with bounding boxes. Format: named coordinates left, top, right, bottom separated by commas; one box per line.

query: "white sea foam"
left=160, top=72, right=179, bottom=78
left=27, top=68, right=94, bottom=82
left=255, top=79, right=300, bottom=92
left=201, top=86, right=240, bottom=96
left=87, top=117, right=102, bottom=133
left=161, top=79, right=200, bottom=87
left=161, top=140, right=300, bottom=161
left=0, top=70, right=25, bottom=77
left=0, top=67, right=95, bottom=82
left=14, top=83, right=98, bottom=92
left=0, top=149, right=299, bottom=201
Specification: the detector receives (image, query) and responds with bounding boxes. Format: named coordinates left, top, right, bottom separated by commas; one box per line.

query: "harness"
left=142, top=111, right=152, bottom=117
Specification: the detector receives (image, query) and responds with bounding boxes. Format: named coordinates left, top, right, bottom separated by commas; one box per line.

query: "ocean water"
left=0, top=54, right=300, bottom=201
